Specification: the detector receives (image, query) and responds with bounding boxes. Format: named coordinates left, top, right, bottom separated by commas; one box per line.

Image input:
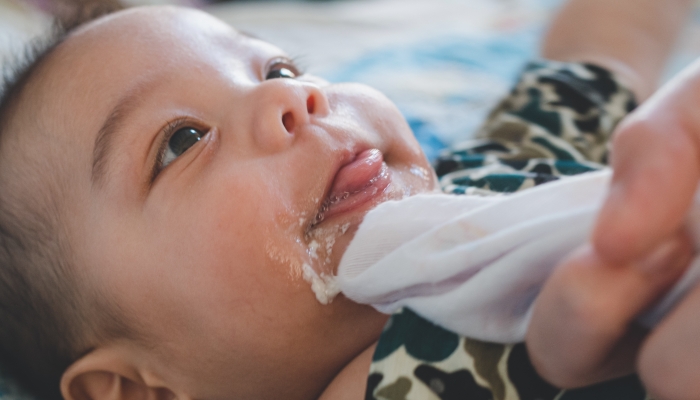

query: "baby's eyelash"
left=288, top=54, right=308, bottom=76
left=150, top=117, right=191, bottom=184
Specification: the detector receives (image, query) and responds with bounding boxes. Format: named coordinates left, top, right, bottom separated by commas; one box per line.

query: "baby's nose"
left=251, top=79, right=329, bottom=153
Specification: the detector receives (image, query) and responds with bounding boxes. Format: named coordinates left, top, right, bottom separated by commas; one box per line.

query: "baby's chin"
left=301, top=163, right=438, bottom=305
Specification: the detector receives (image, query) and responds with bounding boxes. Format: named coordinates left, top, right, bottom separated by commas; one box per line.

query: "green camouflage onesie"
left=366, top=60, right=652, bottom=400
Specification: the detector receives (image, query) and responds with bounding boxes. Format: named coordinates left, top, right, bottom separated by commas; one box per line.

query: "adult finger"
left=526, top=230, right=694, bottom=388
left=638, top=281, right=700, bottom=400
left=593, top=60, right=700, bottom=263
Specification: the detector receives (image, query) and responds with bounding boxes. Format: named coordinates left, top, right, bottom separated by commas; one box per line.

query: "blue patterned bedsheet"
left=325, top=30, right=540, bottom=161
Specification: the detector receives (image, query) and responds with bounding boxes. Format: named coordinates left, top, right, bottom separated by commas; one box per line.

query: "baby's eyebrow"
left=91, top=79, right=161, bottom=187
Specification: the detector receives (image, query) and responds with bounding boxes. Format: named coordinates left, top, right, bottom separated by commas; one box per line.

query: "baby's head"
left=0, top=5, right=437, bottom=399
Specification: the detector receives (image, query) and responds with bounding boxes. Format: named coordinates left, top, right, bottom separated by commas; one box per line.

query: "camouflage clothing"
left=367, top=61, right=648, bottom=400
left=436, top=60, right=635, bottom=195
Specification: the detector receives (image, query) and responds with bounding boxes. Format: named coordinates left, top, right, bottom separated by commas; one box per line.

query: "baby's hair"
left=0, top=3, right=126, bottom=399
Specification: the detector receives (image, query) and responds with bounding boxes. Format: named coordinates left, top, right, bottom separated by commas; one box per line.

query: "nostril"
left=282, top=112, right=295, bottom=133
left=307, top=96, right=315, bottom=114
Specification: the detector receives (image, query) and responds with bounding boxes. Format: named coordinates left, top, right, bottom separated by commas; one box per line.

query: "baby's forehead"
left=62, top=6, right=251, bottom=72
left=45, top=6, right=281, bottom=118
left=21, top=6, right=270, bottom=162
left=74, top=6, right=238, bottom=44
left=48, top=6, right=273, bottom=90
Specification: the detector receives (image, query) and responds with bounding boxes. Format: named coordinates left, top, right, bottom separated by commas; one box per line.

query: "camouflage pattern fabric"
left=435, top=60, right=635, bottom=195
left=367, top=309, right=649, bottom=400
left=367, top=61, right=649, bottom=400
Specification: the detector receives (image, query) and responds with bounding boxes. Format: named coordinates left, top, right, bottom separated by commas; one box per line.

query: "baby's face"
left=33, top=6, right=436, bottom=397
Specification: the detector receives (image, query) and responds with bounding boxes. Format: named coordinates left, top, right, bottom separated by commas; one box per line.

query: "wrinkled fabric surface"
left=339, top=170, right=700, bottom=342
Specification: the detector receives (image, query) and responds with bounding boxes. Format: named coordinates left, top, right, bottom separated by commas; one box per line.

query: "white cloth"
left=337, top=169, right=700, bottom=343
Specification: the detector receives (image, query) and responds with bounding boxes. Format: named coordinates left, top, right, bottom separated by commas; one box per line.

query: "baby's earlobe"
left=61, top=347, right=179, bottom=400
left=63, top=370, right=124, bottom=400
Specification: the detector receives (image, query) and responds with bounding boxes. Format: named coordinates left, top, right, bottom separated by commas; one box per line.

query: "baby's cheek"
left=263, top=231, right=307, bottom=284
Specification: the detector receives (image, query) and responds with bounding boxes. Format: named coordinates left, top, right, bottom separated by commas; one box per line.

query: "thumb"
left=593, top=60, right=700, bottom=263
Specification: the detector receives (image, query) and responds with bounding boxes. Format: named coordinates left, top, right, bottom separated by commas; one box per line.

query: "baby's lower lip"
left=314, top=149, right=391, bottom=224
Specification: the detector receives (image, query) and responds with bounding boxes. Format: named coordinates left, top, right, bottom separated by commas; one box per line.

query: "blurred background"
left=3, top=0, right=700, bottom=161
left=1, top=0, right=700, bottom=397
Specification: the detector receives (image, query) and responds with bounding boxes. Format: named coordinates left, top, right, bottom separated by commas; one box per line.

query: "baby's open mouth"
left=311, top=148, right=391, bottom=227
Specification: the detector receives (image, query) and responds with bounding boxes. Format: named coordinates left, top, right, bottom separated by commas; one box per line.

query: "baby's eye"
left=161, top=127, right=205, bottom=169
left=265, top=59, right=301, bottom=80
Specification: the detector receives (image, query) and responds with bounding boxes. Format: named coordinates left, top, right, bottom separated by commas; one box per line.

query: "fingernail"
left=637, top=234, right=692, bottom=275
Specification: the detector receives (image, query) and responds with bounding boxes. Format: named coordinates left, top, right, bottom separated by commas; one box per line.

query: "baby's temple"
left=0, top=0, right=700, bottom=399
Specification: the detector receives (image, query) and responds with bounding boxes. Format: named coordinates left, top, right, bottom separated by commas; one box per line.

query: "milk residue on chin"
left=302, top=263, right=340, bottom=305
left=302, top=221, right=354, bottom=304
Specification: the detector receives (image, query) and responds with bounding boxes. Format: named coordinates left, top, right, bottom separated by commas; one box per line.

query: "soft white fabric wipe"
left=337, top=169, right=700, bottom=343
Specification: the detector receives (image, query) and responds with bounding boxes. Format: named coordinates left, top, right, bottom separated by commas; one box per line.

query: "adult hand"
left=527, top=59, right=700, bottom=399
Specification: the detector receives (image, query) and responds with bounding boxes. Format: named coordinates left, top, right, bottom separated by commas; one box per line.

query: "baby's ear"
left=61, top=347, right=184, bottom=400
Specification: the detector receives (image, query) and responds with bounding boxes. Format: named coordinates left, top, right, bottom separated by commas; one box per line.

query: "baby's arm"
left=542, top=0, right=692, bottom=101
left=527, top=0, right=696, bottom=391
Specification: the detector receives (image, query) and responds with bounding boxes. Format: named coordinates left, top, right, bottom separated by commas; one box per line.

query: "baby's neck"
left=319, top=341, right=378, bottom=400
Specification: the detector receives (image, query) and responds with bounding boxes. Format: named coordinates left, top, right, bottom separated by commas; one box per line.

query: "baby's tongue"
left=328, top=149, right=383, bottom=200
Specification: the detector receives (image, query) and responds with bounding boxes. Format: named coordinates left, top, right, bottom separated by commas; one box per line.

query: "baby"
left=0, top=0, right=694, bottom=399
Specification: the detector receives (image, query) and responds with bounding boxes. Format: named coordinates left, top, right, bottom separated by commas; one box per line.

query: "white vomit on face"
left=391, top=163, right=434, bottom=200
left=324, top=236, right=336, bottom=264
left=308, top=240, right=320, bottom=260
left=267, top=184, right=358, bottom=302
left=302, top=263, right=341, bottom=305
left=299, top=161, right=436, bottom=304
left=301, top=219, right=355, bottom=304
left=410, top=164, right=430, bottom=180
left=299, top=160, right=432, bottom=304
